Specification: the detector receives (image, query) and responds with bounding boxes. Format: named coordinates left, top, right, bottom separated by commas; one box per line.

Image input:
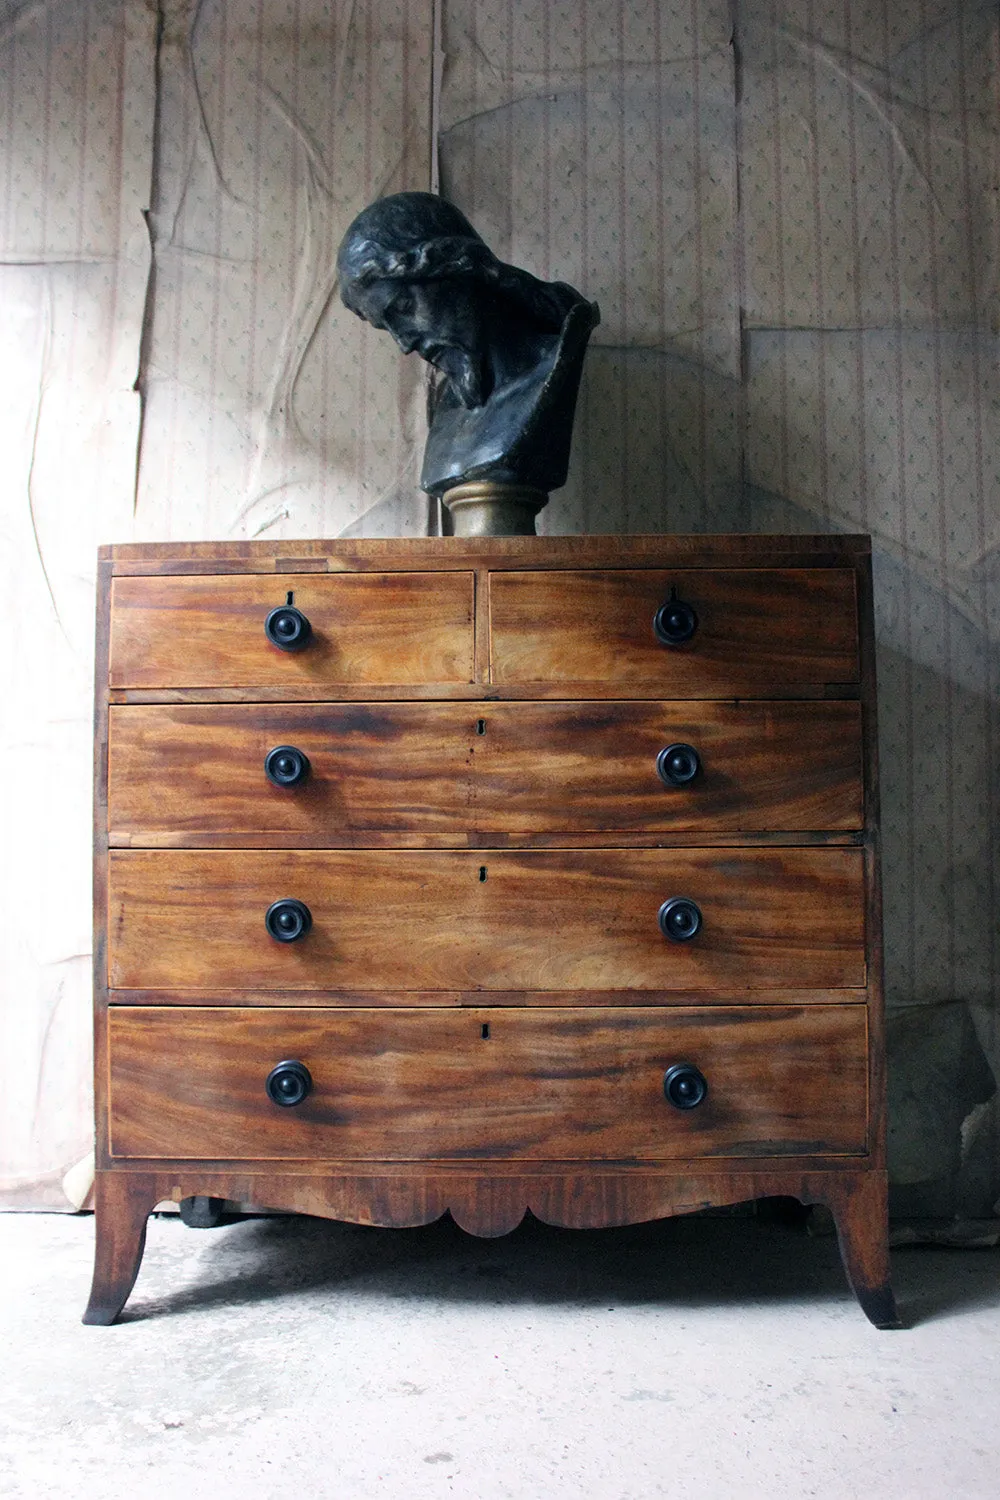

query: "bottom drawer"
left=107, top=1006, right=868, bottom=1162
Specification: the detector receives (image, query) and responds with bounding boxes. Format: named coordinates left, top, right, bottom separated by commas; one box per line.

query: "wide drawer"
left=107, top=848, right=866, bottom=991
left=107, top=1005, right=869, bottom=1160
left=107, top=700, right=863, bottom=842
left=488, top=569, right=858, bottom=692
left=108, top=572, right=475, bottom=688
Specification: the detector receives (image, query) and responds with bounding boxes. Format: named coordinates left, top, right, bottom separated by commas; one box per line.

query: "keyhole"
left=479, top=865, right=488, bottom=882
left=286, top=590, right=294, bottom=605
left=481, top=1023, right=490, bottom=1040
left=476, top=719, right=486, bottom=735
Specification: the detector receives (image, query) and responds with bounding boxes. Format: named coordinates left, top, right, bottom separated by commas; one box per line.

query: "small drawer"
left=107, top=848, right=866, bottom=992
left=107, top=1005, right=869, bottom=1161
left=106, top=699, right=863, bottom=843
left=107, top=703, right=478, bottom=841
left=109, top=572, right=475, bottom=689
left=488, top=569, right=859, bottom=693
left=470, top=700, right=863, bottom=834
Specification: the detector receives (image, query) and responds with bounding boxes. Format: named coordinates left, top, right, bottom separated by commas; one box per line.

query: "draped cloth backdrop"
left=1, top=0, right=996, bottom=1216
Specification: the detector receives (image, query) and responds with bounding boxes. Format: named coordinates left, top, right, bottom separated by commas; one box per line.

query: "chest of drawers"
left=85, top=535, right=897, bottom=1327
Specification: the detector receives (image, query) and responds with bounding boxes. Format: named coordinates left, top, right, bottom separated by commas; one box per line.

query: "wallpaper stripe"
left=844, top=0, right=869, bottom=529
left=881, top=0, right=917, bottom=1010
left=0, top=0, right=996, bottom=1212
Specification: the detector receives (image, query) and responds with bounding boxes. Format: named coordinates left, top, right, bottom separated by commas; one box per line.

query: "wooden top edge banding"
left=99, top=533, right=873, bottom=572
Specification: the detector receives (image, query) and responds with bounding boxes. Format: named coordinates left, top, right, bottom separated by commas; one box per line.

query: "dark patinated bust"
left=337, top=192, right=599, bottom=533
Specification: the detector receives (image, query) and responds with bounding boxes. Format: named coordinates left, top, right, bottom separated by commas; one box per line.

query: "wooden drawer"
left=489, top=569, right=859, bottom=692
left=109, top=572, right=475, bottom=688
left=107, top=1005, right=869, bottom=1161
left=107, top=848, right=866, bottom=991
left=469, top=700, right=862, bottom=834
left=107, top=699, right=863, bottom=843
left=107, top=703, right=476, bottom=841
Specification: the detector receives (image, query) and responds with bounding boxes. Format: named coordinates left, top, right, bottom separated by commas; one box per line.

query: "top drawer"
left=109, top=572, right=476, bottom=689
left=489, top=569, right=858, bottom=694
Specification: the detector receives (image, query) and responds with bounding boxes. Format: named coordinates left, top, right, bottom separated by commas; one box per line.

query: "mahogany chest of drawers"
left=85, top=534, right=898, bottom=1326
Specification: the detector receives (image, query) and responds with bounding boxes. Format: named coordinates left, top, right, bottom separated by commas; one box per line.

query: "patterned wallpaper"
left=1, top=0, right=997, bottom=1215
left=0, top=0, right=155, bottom=1207
left=135, top=0, right=433, bottom=542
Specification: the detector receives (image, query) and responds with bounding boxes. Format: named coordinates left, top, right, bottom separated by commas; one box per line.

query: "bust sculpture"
left=337, top=192, right=599, bottom=534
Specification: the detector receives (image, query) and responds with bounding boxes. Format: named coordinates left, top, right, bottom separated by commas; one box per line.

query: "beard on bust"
left=432, top=344, right=491, bottom=409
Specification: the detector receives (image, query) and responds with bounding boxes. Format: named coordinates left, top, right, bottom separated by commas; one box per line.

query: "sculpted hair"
left=337, top=191, right=582, bottom=333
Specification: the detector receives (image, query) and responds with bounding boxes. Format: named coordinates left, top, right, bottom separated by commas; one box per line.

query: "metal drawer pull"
left=663, top=1063, right=708, bottom=1110
left=266, top=1060, right=313, bottom=1107
left=656, top=742, right=701, bottom=787
left=264, top=603, right=312, bottom=652
left=658, top=897, right=703, bottom=942
left=264, top=745, right=311, bottom=787
left=653, top=592, right=698, bottom=646
left=265, top=898, right=313, bottom=943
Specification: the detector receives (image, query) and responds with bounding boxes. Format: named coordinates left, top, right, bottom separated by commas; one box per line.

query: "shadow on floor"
left=120, top=1210, right=1000, bottom=1326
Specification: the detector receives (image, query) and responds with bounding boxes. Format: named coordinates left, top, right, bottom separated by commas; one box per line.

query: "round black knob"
left=663, top=1063, right=708, bottom=1110
left=264, top=604, right=312, bottom=652
left=653, top=597, right=698, bottom=646
left=657, top=743, right=701, bottom=787
left=658, top=896, right=703, bottom=942
left=264, top=745, right=311, bottom=788
left=265, top=897, right=312, bottom=943
left=265, top=1059, right=313, bottom=1108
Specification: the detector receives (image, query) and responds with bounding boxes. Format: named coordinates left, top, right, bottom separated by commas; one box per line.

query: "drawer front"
left=108, top=700, right=863, bottom=841
left=107, top=1005, right=869, bottom=1160
left=109, top=572, right=475, bottom=688
left=489, top=569, right=858, bottom=692
left=107, top=703, right=476, bottom=840
left=470, top=700, right=862, bottom=834
left=107, top=848, right=866, bottom=991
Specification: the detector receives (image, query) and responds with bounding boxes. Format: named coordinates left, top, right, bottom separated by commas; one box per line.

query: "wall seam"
left=130, top=0, right=166, bottom=517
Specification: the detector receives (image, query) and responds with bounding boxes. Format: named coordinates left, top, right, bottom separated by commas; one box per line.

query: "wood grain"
left=108, top=700, right=863, bottom=842
left=109, top=572, right=475, bottom=688
left=107, top=848, right=866, bottom=991
left=100, top=532, right=873, bottom=574
left=102, top=985, right=869, bottom=1011
left=489, top=568, right=859, bottom=690
left=470, top=700, right=862, bottom=833
left=107, top=703, right=475, bottom=839
left=823, top=1168, right=900, bottom=1327
left=107, top=1005, right=868, bottom=1161
left=81, top=1164, right=888, bottom=1324
left=90, top=532, right=892, bottom=1327
left=81, top=1171, right=153, bottom=1324
left=856, top=550, right=888, bottom=1173
left=93, top=556, right=114, bottom=1167
left=105, top=683, right=864, bottom=706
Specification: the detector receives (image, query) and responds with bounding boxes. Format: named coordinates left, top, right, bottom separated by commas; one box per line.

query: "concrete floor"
left=1, top=1211, right=998, bottom=1499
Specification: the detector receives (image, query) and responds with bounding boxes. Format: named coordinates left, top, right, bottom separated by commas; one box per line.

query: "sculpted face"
left=337, top=192, right=599, bottom=510
left=349, top=277, right=489, bottom=409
